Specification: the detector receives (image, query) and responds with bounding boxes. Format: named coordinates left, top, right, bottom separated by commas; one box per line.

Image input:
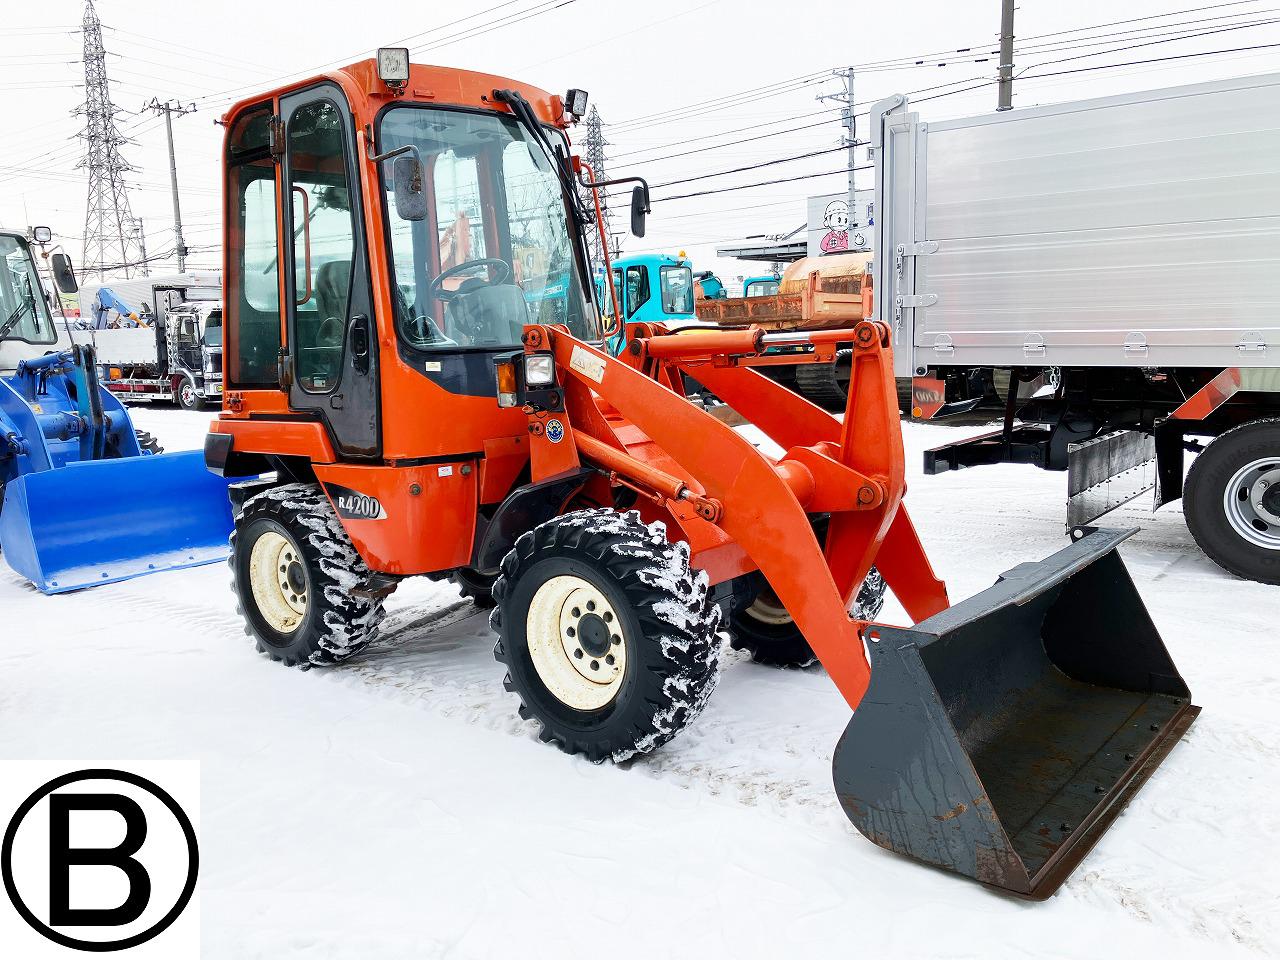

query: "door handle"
left=349, top=314, right=371, bottom=374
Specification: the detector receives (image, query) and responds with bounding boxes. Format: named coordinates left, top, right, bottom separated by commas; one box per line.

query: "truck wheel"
left=730, top=567, right=886, bottom=667
left=1184, top=419, right=1280, bottom=585
left=175, top=379, right=204, bottom=411
left=134, top=430, right=163, bottom=455
left=451, top=567, right=497, bottom=608
left=491, top=509, right=722, bottom=762
left=231, top=483, right=386, bottom=667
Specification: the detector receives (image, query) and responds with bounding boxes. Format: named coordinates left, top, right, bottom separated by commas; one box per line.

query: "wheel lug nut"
left=590, top=660, right=600, bottom=671
left=566, top=627, right=576, bottom=638
left=573, top=649, right=583, bottom=659
left=611, top=635, right=621, bottom=645
left=603, top=611, right=613, bottom=622
left=605, top=654, right=615, bottom=665
left=586, top=600, right=596, bottom=612
left=571, top=607, right=581, bottom=618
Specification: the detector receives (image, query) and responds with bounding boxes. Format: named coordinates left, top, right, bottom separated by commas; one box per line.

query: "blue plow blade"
left=0, top=450, right=235, bottom=594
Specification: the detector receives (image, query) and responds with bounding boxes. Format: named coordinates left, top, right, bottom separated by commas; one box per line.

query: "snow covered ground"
left=2, top=405, right=1277, bottom=959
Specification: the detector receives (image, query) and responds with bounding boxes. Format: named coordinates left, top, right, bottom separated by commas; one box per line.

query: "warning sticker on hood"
left=569, top=344, right=606, bottom=384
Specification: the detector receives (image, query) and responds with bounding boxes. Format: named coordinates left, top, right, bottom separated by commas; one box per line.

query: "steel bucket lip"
left=870, top=527, right=1139, bottom=645
left=0, top=450, right=235, bottom=594
left=837, top=526, right=1200, bottom=899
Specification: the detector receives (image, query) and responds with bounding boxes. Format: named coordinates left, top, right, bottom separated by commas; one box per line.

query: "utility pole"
left=997, top=0, right=1016, bottom=111
left=77, top=0, right=145, bottom=280
left=818, top=67, right=858, bottom=225
left=145, top=98, right=197, bottom=272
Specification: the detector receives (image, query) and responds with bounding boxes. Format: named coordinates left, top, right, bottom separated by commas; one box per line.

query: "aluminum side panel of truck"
left=873, top=73, right=1280, bottom=377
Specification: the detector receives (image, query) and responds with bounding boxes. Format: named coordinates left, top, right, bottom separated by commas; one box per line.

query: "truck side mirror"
left=50, top=253, right=78, bottom=294
left=630, top=184, right=649, bottom=238
left=392, top=155, right=428, bottom=222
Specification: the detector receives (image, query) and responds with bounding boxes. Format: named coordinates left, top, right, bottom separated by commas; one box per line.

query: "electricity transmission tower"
left=581, top=106, right=613, bottom=263
left=76, top=0, right=145, bottom=280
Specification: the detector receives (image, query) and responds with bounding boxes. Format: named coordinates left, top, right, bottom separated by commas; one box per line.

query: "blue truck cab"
left=599, top=253, right=700, bottom=355
left=743, top=274, right=781, bottom=298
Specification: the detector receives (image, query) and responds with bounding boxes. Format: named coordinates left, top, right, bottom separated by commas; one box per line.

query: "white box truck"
left=870, top=71, right=1280, bottom=584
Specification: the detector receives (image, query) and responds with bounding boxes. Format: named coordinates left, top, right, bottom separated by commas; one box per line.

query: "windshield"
left=0, top=235, right=55, bottom=344
left=378, top=107, right=599, bottom=350
left=203, top=309, right=222, bottom=347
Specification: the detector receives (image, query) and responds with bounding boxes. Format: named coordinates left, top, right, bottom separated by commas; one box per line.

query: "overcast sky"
left=3, top=0, right=1280, bottom=281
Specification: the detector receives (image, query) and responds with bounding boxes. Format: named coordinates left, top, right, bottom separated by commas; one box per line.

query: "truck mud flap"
left=832, top=528, right=1198, bottom=899
left=1, top=450, right=236, bottom=594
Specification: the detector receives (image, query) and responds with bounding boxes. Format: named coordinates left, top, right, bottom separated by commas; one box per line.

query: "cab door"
left=280, top=84, right=380, bottom=458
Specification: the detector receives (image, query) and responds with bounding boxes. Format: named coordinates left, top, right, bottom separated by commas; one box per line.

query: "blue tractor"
left=0, top=227, right=235, bottom=593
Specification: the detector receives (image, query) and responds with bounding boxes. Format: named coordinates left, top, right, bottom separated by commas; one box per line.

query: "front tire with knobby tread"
left=231, top=482, right=386, bottom=667
left=491, top=508, right=722, bottom=763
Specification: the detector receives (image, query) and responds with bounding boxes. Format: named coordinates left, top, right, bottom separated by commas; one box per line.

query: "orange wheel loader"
left=204, top=51, right=1199, bottom=899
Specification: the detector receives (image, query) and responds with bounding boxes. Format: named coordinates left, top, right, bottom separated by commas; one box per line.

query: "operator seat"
left=315, top=260, right=351, bottom=335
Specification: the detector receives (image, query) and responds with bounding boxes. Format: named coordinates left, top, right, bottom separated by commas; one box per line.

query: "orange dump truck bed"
left=695, top=252, right=872, bottom=330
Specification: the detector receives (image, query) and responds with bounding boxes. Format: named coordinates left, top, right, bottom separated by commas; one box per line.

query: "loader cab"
left=0, top=231, right=58, bottom=373
left=219, top=63, right=601, bottom=462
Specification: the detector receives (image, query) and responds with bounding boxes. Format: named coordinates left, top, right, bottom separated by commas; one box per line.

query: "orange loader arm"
left=521, top=320, right=949, bottom=713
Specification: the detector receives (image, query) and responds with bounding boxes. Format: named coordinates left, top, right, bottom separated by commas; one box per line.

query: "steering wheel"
left=428, top=258, right=513, bottom=302
left=316, top=315, right=345, bottom=344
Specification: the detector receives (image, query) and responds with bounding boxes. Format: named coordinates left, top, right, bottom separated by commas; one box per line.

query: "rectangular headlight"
left=377, top=47, right=410, bottom=86
left=564, top=88, right=588, bottom=118
left=524, top=353, right=555, bottom=387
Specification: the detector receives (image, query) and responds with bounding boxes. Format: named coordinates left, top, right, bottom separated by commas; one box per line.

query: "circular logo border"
left=1, top=768, right=199, bottom=953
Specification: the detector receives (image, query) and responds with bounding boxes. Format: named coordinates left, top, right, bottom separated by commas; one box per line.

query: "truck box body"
left=873, top=73, right=1280, bottom=377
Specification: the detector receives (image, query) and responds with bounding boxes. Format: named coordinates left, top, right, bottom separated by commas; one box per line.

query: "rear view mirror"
left=392, top=155, right=428, bottom=222
left=630, top=184, right=649, bottom=238
left=50, top=253, right=78, bottom=294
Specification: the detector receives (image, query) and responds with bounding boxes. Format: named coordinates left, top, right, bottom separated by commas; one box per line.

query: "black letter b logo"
left=48, top=793, right=152, bottom=926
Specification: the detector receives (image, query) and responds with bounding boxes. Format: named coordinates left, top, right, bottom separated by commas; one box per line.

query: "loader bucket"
left=0, top=450, right=235, bottom=594
left=833, top=528, right=1198, bottom=899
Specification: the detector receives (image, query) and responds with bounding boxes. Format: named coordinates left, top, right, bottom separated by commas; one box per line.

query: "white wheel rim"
left=181, top=382, right=195, bottom=405
left=249, top=530, right=308, bottom=633
left=744, top=591, right=792, bottom=626
left=1224, top=459, right=1280, bottom=550
left=526, top=575, right=627, bottom=710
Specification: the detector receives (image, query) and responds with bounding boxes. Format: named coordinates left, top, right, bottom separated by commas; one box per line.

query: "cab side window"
left=225, top=106, right=280, bottom=388
left=286, top=100, right=358, bottom=392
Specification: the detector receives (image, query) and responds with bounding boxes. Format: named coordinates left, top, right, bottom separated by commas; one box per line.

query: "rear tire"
left=231, top=483, right=386, bottom=667
left=134, top=430, right=163, bottom=455
left=730, top=567, right=886, bottom=668
left=452, top=567, right=497, bottom=608
left=1184, top=419, right=1280, bottom=584
left=491, top=509, right=722, bottom=762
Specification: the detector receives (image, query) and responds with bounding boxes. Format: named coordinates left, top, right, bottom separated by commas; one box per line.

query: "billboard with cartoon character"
left=806, top=190, right=873, bottom=257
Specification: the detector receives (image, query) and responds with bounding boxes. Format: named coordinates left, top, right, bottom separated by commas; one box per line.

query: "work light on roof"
left=377, top=47, right=410, bottom=88
left=564, top=88, right=589, bottom=119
